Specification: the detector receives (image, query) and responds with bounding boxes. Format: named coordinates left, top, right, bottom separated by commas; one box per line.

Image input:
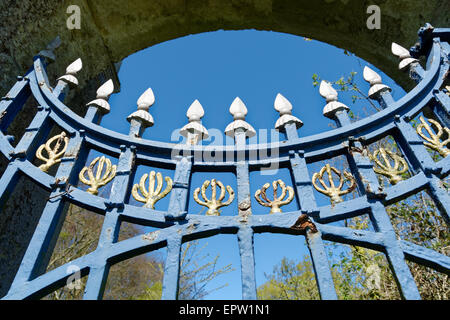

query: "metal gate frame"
left=0, top=24, right=449, bottom=300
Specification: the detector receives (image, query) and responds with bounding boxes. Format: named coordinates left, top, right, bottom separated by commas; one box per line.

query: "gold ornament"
left=193, top=179, right=234, bottom=216
left=312, top=164, right=356, bottom=204
left=370, top=148, right=408, bottom=185
left=416, top=116, right=450, bottom=157
left=36, top=132, right=69, bottom=172
left=254, top=180, right=294, bottom=213
left=79, top=156, right=117, bottom=195
left=132, top=171, right=172, bottom=209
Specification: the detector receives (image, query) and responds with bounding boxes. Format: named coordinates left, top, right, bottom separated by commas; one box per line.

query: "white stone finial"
left=391, top=42, right=419, bottom=70
left=363, top=66, right=391, bottom=99
left=86, top=79, right=114, bottom=114
left=319, top=81, right=350, bottom=119
left=96, top=79, right=114, bottom=99
left=274, top=93, right=303, bottom=130
left=137, top=88, right=155, bottom=111
left=180, top=100, right=209, bottom=144
left=127, top=88, right=155, bottom=128
left=225, top=97, right=256, bottom=138
left=274, top=93, right=293, bottom=114
left=186, top=99, right=205, bottom=121
left=391, top=42, right=411, bottom=59
left=363, top=66, right=382, bottom=85
left=57, top=58, right=82, bottom=86
left=229, top=97, right=248, bottom=120
left=66, top=58, right=83, bottom=75
left=319, top=81, right=338, bottom=102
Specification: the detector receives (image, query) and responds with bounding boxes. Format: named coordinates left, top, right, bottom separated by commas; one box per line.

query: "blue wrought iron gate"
left=0, top=24, right=449, bottom=300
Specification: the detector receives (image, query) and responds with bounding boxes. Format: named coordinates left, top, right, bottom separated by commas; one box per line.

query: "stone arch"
left=1, top=0, right=448, bottom=99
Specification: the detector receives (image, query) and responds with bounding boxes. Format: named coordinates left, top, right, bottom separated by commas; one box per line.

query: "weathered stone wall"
left=0, top=0, right=448, bottom=298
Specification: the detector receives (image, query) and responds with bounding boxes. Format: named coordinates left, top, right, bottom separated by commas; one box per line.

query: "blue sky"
left=93, top=29, right=406, bottom=299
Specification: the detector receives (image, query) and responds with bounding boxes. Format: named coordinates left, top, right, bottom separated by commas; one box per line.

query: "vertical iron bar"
left=83, top=145, right=136, bottom=299
left=166, top=156, right=192, bottom=220
left=52, top=80, right=69, bottom=102
left=161, top=156, right=193, bottom=300
left=0, top=75, right=32, bottom=132
left=235, top=129, right=257, bottom=300
left=285, top=123, right=338, bottom=300
left=0, top=163, right=20, bottom=210
left=432, top=90, right=450, bottom=128
left=84, top=106, right=104, bottom=125
left=161, top=235, right=182, bottom=300
left=237, top=226, right=257, bottom=300
left=336, top=94, right=421, bottom=299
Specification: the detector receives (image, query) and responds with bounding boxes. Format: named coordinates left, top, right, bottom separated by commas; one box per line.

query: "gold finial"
left=370, top=148, right=408, bottom=185
left=254, top=180, right=295, bottom=214
left=193, top=179, right=235, bottom=216
left=416, top=116, right=450, bottom=157
left=79, top=156, right=117, bottom=195
left=132, top=171, right=172, bottom=209
left=36, top=132, right=69, bottom=172
left=312, top=164, right=356, bottom=204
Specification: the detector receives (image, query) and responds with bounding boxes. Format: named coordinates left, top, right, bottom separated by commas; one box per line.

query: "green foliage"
left=257, top=217, right=401, bottom=300
left=135, top=282, right=163, bottom=300
left=44, top=204, right=233, bottom=300
left=135, top=240, right=234, bottom=300
left=257, top=257, right=319, bottom=300
left=311, top=71, right=380, bottom=112
left=386, top=192, right=450, bottom=300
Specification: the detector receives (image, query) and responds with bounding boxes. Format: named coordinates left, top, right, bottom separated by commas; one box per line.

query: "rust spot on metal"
left=47, top=182, right=73, bottom=200
left=142, top=230, right=159, bottom=242
left=290, top=214, right=318, bottom=234
left=185, top=221, right=200, bottom=234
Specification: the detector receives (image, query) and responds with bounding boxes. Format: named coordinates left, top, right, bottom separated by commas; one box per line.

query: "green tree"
left=44, top=203, right=233, bottom=300
left=257, top=257, right=320, bottom=300
left=136, top=240, right=233, bottom=300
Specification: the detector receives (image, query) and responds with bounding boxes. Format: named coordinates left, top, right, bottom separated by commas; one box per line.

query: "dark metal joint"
left=10, top=150, right=26, bottom=159
left=104, top=200, right=125, bottom=210
left=290, top=214, right=318, bottom=234
left=365, top=187, right=387, bottom=200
